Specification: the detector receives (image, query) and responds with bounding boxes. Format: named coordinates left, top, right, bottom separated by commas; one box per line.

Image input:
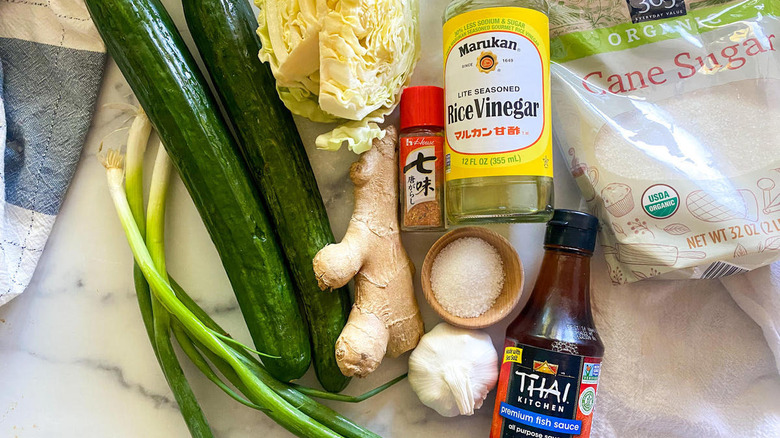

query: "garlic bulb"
left=408, top=323, right=498, bottom=417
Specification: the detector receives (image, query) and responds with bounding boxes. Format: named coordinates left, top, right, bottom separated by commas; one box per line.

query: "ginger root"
left=313, top=126, right=424, bottom=377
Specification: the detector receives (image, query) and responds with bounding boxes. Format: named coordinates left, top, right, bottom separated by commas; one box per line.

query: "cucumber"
left=181, top=0, right=352, bottom=392
left=85, top=0, right=310, bottom=381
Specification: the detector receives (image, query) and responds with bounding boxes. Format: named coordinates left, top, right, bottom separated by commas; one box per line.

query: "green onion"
left=123, top=113, right=213, bottom=438
left=99, top=148, right=343, bottom=438
left=103, top=119, right=402, bottom=437
left=146, top=144, right=172, bottom=277
left=123, top=108, right=155, bottom=343
left=291, top=373, right=408, bottom=403
left=175, top=304, right=390, bottom=438
left=171, top=321, right=268, bottom=412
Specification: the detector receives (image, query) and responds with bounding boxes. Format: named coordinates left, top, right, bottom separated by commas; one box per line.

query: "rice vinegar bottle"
left=443, top=0, right=554, bottom=224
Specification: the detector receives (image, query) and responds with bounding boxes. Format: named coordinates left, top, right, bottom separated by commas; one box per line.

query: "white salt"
left=430, top=237, right=505, bottom=318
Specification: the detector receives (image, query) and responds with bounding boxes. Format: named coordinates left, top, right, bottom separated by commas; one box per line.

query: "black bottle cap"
left=544, top=209, right=599, bottom=254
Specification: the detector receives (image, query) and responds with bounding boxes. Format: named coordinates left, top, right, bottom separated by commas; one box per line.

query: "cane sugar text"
left=581, top=34, right=776, bottom=95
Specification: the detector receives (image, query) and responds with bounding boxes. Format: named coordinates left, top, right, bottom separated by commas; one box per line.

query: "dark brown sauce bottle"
left=491, top=210, right=604, bottom=438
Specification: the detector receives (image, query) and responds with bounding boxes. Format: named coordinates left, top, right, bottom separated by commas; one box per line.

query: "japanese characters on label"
left=403, top=138, right=438, bottom=210
left=400, top=136, right=444, bottom=228
left=443, top=7, right=553, bottom=181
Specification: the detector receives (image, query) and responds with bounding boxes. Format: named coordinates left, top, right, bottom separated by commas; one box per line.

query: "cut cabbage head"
left=256, top=0, right=419, bottom=153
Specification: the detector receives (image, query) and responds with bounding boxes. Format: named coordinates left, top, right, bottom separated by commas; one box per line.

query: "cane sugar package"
left=549, top=0, right=780, bottom=283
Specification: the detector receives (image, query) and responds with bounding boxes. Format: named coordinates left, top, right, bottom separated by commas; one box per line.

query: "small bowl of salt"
left=421, top=226, right=523, bottom=329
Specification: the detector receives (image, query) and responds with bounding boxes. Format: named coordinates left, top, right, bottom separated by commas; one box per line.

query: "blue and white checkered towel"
left=0, top=0, right=106, bottom=305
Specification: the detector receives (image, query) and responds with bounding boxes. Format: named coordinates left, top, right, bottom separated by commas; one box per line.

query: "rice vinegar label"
left=490, top=340, right=602, bottom=438
left=443, top=7, right=552, bottom=181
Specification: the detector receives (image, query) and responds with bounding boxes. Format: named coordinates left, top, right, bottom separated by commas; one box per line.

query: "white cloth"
left=722, top=265, right=780, bottom=373
left=590, top=255, right=780, bottom=437
left=0, top=0, right=105, bottom=305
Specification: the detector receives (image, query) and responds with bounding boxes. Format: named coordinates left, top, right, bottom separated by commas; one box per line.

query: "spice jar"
left=399, top=86, right=446, bottom=231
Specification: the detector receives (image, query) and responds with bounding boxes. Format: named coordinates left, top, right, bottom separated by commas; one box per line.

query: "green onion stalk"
left=100, top=119, right=405, bottom=437
left=124, top=108, right=153, bottom=338
left=102, top=148, right=341, bottom=437
left=122, top=110, right=212, bottom=438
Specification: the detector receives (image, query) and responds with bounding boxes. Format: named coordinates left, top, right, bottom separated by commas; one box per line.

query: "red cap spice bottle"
left=399, top=86, right=446, bottom=231
left=491, top=210, right=604, bottom=438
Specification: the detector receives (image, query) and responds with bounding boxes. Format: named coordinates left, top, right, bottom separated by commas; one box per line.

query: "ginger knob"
left=313, top=126, right=424, bottom=377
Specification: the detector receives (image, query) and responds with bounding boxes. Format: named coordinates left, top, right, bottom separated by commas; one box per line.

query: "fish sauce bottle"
left=491, top=210, right=604, bottom=438
left=443, top=0, right=554, bottom=224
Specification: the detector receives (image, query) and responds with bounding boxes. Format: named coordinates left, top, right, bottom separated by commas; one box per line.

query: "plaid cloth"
left=0, top=0, right=106, bottom=305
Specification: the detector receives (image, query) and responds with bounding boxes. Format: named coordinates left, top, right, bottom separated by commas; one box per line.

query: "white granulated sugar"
left=430, top=237, right=505, bottom=318
left=594, top=79, right=780, bottom=181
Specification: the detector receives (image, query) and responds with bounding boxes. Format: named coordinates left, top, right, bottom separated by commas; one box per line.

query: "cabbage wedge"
left=256, top=0, right=419, bottom=153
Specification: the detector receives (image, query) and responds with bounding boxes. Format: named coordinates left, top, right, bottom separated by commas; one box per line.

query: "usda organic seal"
left=642, top=184, right=679, bottom=219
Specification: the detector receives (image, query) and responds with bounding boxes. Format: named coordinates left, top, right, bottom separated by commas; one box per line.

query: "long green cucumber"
left=181, top=0, right=351, bottom=392
left=85, top=0, right=310, bottom=381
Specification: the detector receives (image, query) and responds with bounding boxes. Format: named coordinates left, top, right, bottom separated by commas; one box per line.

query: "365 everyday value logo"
left=626, top=0, right=687, bottom=24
